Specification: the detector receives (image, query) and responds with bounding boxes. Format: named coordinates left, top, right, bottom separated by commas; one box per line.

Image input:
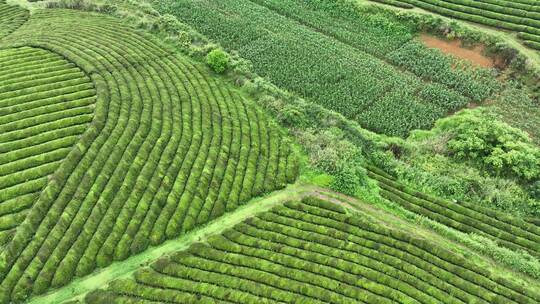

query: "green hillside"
left=0, top=7, right=297, bottom=303
left=0, top=0, right=539, bottom=303
left=85, top=195, right=540, bottom=303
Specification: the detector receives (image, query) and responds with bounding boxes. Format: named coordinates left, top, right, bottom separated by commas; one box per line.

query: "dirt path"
left=419, top=34, right=495, bottom=68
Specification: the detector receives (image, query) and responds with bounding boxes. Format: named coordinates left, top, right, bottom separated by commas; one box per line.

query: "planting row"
left=0, top=0, right=28, bottom=39
left=0, top=9, right=297, bottom=303
left=0, top=46, right=96, bottom=246
left=371, top=0, right=540, bottom=49
left=154, top=0, right=500, bottom=136
left=86, top=197, right=540, bottom=303
left=367, top=166, right=540, bottom=258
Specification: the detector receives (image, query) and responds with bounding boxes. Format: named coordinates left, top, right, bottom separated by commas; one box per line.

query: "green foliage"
left=87, top=198, right=540, bottom=304
left=435, top=110, right=540, bottom=180
left=0, top=10, right=298, bottom=302
left=0, top=1, right=28, bottom=39
left=154, top=0, right=497, bottom=136
left=206, top=49, right=229, bottom=73
left=331, top=164, right=365, bottom=196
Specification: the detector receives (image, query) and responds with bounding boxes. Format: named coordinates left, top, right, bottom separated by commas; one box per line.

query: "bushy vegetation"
left=438, top=110, right=540, bottom=180
left=206, top=49, right=229, bottom=73
left=153, top=0, right=499, bottom=137
left=0, top=9, right=297, bottom=303
left=86, top=197, right=540, bottom=304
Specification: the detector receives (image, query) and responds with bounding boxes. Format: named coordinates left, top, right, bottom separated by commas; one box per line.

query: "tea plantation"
left=1, top=0, right=539, bottom=303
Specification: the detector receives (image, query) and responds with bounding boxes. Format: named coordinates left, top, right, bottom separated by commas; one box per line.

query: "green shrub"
left=206, top=49, right=229, bottom=73
left=331, top=164, right=365, bottom=196
left=437, top=109, right=540, bottom=180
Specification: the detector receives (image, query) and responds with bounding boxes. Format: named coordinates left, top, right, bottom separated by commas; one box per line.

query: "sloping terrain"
left=0, top=8, right=297, bottom=303
left=0, top=1, right=539, bottom=303
left=154, top=0, right=499, bottom=136
left=84, top=194, right=540, bottom=304
left=369, top=0, right=540, bottom=50
left=0, top=47, right=96, bottom=246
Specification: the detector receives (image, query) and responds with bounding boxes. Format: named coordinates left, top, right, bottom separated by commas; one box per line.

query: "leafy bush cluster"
left=296, top=128, right=367, bottom=196
left=437, top=110, right=540, bottom=181
left=206, top=49, right=229, bottom=73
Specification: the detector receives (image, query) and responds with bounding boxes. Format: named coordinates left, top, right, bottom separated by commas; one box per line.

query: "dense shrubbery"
left=206, top=49, right=229, bottom=73
left=434, top=110, right=540, bottom=180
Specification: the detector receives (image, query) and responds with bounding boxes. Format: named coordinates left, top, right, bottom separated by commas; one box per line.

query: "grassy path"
left=27, top=184, right=317, bottom=304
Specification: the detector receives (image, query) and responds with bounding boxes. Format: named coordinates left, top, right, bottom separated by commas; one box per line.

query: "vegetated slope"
left=369, top=0, right=540, bottom=51
left=0, top=0, right=28, bottom=39
left=0, top=47, right=96, bottom=247
left=367, top=165, right=540, bottom=258
left=86, top=196, right=540, bottom=304
left=153, top=0, right=499, bottom=137
left=0, top=9, right=297, bottom=303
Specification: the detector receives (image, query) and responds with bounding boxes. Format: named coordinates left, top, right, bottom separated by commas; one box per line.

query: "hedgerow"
left=86, top=196, right=540, bottom=304
left=0, top=9, right=297, bottom=303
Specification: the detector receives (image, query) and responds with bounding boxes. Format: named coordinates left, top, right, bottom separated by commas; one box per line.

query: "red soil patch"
left=419, top=34, right=495, bottom=68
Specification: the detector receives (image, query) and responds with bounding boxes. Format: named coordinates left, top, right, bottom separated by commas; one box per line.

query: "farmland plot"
left=0, top=9, right=297, bottom=303
left=369, top=0, right=540, bottom=51
left=86, top=196, right=540, bottom=304
left=0, top=47, right=96, bottom=247
left=153, top=0, right=500, bottom=136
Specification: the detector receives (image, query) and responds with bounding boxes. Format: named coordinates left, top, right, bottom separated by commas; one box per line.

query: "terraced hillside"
left=153, top=0, right=500, bottom=137
left=0, top=47, right=96, bottom=247
left=0, top=0, right=28, bottom=40
left=367, top=166, right=540, bottom=258
left=0, top=9, right=297, bottom=303
left=85, top=196, right=540, bottom=304
left=369, top=0, right=540, bottom=51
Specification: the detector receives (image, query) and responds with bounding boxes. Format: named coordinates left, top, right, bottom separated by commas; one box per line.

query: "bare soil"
left=419, top=34, right=495, bottom=68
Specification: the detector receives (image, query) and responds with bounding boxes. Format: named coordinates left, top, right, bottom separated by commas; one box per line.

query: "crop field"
left=153, top=0, right=500, bottom=137
left=1, top=0, right=540, bottom=303
left=85, top=196, right=540, bottom=304
left=0, top=47, right=96, bottom=246
left=367, top=166, right=540, bottom=257
left=0, top=7, right=297, bottom=303
left=369, top=0, right=540, bottom=51
left=0, top=1, right=28, bottom=40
